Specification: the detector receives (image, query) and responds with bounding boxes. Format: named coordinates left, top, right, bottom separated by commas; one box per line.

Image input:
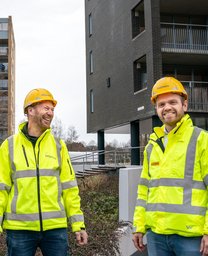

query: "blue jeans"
left=146, top=229, right=202, bottom=256
left=6, top=228, right=70, bottom=256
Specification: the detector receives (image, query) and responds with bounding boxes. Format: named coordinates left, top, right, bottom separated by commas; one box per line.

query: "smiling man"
left=0, top=88, right=88, bottom=256
left=132, top=77, right=208, bottom=256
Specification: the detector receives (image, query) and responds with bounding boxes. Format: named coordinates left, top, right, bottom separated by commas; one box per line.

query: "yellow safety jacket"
left=0, top=122, right=85, bottom=232
left=133, top=114, right=208, bottom=237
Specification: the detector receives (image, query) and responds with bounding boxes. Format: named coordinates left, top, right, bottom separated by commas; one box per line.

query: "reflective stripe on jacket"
left=0, top=122, right=85, bottom=232
left=133, top=114, right=208, bottom=236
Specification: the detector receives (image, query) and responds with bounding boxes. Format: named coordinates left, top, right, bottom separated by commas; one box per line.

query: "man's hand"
left=75, top=230, right=88, bottom=246
left=132, top=232, right=146, bottom=252
left=200, top=235, right=208, bottom=255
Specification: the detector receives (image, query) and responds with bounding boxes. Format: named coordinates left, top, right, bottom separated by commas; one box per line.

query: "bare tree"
left=109, top=139, right=119, bottom=148
left=51, top=116, right=65, bottom=140
left=86, top=140, right=97, bottom=151
left=66, top=126, right=79, bottom=144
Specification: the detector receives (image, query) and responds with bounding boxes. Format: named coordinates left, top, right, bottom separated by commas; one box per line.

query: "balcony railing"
left=0, top=47, right=8, bottom=56
left=0, top=80, right=8, bottom=90
left=161, top=22, right=208, bottom=53
left=70, top=146, right=145, bottom=173
left=182, top=81, right=208, bottom=112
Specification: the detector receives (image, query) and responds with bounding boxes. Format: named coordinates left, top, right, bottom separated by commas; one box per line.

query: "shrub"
left=68, top=174, right=120, bottom=256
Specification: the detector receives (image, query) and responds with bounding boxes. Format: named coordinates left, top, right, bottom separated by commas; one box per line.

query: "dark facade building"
left=85, top=0, right=208, bottom=164
left=0, top=16, right=15, bottom=143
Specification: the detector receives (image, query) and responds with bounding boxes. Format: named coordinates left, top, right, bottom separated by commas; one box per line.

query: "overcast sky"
left=0, top=0, right=130, bottom=144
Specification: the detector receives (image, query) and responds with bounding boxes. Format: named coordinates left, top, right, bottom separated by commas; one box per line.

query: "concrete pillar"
left=97, top=130, right=105, bottom=165
left=119, top=166, right=148, bottom=256
left=130, top=121, right=140, bottom=165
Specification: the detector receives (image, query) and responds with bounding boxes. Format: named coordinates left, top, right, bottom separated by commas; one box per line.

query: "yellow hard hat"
left=24, top=88, right=57, bottom=113
left=151, top=77, right=188, bottom=104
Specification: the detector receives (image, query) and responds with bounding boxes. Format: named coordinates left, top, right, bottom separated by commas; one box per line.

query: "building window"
left=90, top=89, right=94, bottom=113
left=133, top=56, right=147, bottom=92
left=89, top=13, right=92, bottom=36
left=0, top=80, right=8, bottom=89
left=89, top=51, right=93, bottom=74
left=0, top=23, right=8, bottom=30
left=106, top=77, right=111, bottom=88
left=131, top=1, right=145, bottom=38
left=162, top=64, right=208, bottom=81
left=0, top=46, right=8, bottom=56
left=192, top=117, right=208, bottom=130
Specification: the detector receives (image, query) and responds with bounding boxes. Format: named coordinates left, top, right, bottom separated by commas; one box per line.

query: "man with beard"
left=0, top=88, right=88, bottom=256
left=132, top=77, right=208, bottom=256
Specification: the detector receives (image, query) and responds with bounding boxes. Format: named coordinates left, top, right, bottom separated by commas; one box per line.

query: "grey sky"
left=0, top=0, right=130, bottom=144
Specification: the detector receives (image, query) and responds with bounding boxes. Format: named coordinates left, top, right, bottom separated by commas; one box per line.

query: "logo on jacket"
left=151, top=162, right=159, bottom=166
left=186, top=225, right=193, bottom=230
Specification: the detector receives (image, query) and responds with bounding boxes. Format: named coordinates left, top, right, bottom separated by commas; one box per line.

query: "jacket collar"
left=19, top=121, right=51, bottom=141
left=153, top=114, right=193, bottom=139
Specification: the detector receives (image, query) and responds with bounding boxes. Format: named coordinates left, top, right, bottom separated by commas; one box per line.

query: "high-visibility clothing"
left=133, top=114, right=208, bottom=237
left=0, top=122, right=85, bottom=232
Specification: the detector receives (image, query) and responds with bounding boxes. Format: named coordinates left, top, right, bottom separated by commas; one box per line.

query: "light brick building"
left=0, top=16, right=15, bottom=143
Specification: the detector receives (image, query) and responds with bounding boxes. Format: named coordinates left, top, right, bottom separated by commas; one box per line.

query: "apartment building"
left=0, top=16, right=15, bottom=144
left=85, top=0, right=208, bottom=165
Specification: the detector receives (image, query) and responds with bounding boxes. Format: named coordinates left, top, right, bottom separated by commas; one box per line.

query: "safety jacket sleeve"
left=0, top=139, right=12, bottom=232
left=133, top=146, right=150, bottom=234
left=59, top=140, right=85, bottom=232
left=198, top=131, right=208, bottom=235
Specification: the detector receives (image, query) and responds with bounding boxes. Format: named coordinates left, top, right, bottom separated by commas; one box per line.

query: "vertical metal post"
left=114, top=150, right=117, bottom=167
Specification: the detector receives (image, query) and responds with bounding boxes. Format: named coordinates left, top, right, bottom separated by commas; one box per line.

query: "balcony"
left=0, top=30, right=8, bottom=39
left=0, top=47, right=8, bottom=56
left=182, top=81, right=208, bottom=112
left=0, top=80, right=8, bottom=90
left=161, top=23, right=208, bottom=54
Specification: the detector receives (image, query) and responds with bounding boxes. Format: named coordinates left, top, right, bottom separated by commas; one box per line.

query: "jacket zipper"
left=22, top=145, right=29, bottom=167
left=67, top=159, right=73, bottom=175
left=34, top=136, right=46, bottom=232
